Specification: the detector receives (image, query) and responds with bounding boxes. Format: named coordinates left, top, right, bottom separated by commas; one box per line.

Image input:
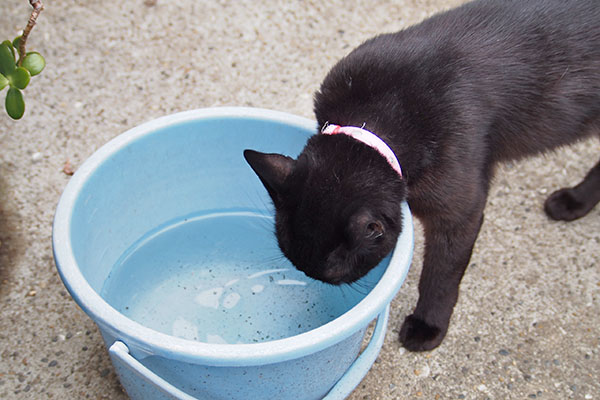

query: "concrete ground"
left=1, top=0, right=598, bottom=399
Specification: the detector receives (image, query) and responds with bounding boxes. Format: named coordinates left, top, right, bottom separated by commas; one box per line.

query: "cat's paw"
left=398, top=314, right=445, bottom=352
left=544, top=188, right=591, bottom=221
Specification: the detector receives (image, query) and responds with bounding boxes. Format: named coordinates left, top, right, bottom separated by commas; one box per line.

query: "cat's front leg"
left=399, top=208, right=485, bottom=351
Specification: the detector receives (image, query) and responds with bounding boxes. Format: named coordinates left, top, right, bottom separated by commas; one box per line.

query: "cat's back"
left=315, top=0, right=600, bottom=161
left=316, top=0, right=599, bottom=116
left=425, top=0, right=600, bottom=54
left=332, top=0, right=600, bottom=84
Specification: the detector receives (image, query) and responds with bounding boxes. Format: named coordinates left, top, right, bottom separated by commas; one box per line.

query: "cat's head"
left=244, top=133, right=406, bottom=284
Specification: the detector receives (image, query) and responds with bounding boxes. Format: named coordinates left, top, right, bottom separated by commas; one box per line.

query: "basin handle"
left=323, top=304, right=390, bottom=400
left=109, top=305, right=389, bottom=400
left=109, top=341, right=197, bottom=400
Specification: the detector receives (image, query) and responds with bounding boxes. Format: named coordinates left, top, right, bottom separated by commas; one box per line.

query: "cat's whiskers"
left=343, top=279, right=375, bottom=297
left=344, top=283, right=368, bottom=297
left=261, top=253, right=288, bottom=265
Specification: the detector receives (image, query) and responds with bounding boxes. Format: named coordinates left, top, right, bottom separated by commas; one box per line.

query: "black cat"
left=244, top=0, right=600, bottom=351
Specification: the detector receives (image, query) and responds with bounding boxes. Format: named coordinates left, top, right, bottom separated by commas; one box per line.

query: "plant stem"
left=17, top=0, right=44, bottom=66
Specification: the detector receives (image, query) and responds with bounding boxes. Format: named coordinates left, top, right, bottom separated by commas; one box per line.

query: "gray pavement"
left=0, top=0, right=598, bottom=399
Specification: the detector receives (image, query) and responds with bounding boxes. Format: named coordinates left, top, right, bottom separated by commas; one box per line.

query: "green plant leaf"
left=7, top=67, right=31, bottom=90
left=0, top=43, right=16, bottom=76
left=2, top=40, right=15, bottom=60
left=12, top=36, right=21, bottom=51
left=22, top=52, right=45, bottom=76
left=6, top=86, right=25, bottom=119
left=0, top=73, right=7, bottom=91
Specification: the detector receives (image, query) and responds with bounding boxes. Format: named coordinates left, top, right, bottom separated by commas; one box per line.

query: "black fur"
left=245, top=0, right=600, bottom=351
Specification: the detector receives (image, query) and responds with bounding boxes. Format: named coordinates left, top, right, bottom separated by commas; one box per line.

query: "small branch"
left=17, top=0, right=44, bottom=66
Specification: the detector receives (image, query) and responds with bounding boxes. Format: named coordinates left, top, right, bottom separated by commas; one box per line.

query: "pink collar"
left=321, top=124, right=403, bottom=178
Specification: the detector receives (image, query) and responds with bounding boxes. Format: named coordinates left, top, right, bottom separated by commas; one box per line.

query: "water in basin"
left=101, top=209, right=368, bottom=344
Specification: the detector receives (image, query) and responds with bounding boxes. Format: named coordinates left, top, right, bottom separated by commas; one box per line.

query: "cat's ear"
left=347, top=209, right=385, bottom=244
left=365, top=220, right=385, bottom=239
left=244, top=149, right=295, bottom=202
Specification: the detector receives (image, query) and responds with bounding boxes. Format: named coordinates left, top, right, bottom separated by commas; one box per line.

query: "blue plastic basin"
left=52, top=107, right=414, bottom=400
